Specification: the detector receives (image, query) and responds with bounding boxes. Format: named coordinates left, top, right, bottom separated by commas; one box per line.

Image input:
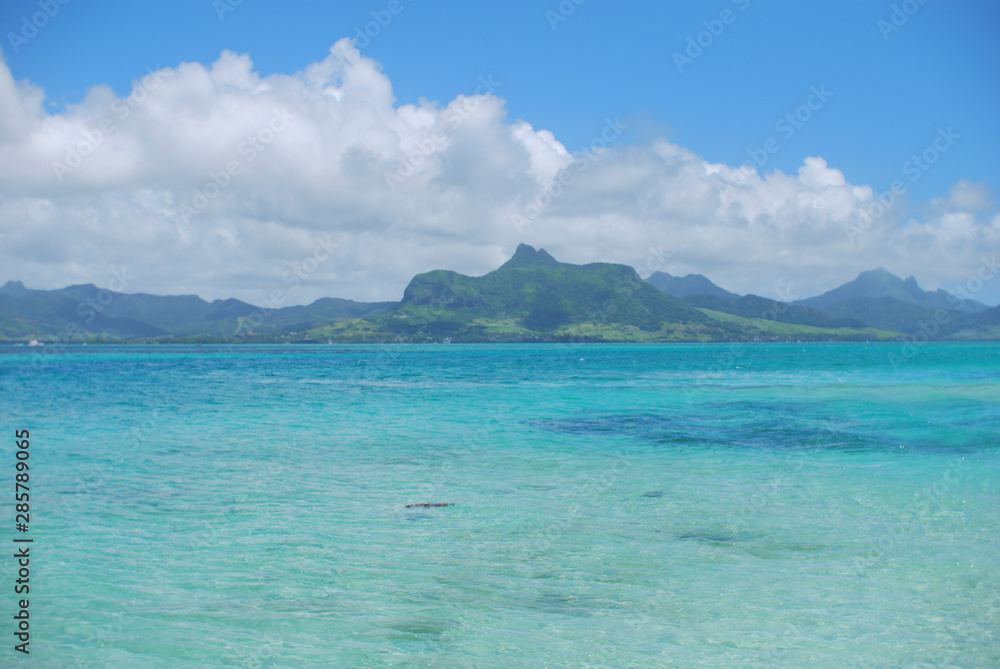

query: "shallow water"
left=2, top=342, right=998, bottom=667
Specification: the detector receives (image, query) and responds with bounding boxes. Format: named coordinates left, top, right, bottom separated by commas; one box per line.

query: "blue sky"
left=0, top=0, right=998, bottom=304
left=5, top=0, right=997, bottom=204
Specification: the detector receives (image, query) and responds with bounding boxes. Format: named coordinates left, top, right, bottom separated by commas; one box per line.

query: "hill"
left=683, top=294, right=862, bottom=329
left=363, top=244, right=725, bottom=341
left=2, top=252, right=997, bottom=343
left=795, top=268, right=987, bottom=314
left=790, top=268, right=988, bottom=336
left=646, top=271, right=739, bottom=299
left=0, top=281, right=393, bottom=342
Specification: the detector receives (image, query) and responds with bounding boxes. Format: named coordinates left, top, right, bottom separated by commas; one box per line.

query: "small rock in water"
left=405, top=502, right=455, bottom=509
left=677, top=532, right=737, bottom=544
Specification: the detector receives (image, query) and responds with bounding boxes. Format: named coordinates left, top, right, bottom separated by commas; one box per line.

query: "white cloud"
left=0, top=39, right=997, bottom=307
left=926, top=179, right=993, bottom=215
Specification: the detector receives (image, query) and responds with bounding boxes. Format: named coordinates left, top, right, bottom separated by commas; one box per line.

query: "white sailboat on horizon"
left=28, top=321, right=43, bottom=346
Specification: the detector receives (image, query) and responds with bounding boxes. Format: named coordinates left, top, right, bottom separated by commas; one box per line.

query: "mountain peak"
left=499, top=243, right=560, bottom=270
left=797, top=267, right=988, bottom=314
left=902, top=275, right=925, bottom=300
left=856, top=267, right=902, bottom=282
left=0, top=280, right=27, bottom=295
left=798, top=268, right=908, bottom=309
left=646, top=271, right=739, bottom=300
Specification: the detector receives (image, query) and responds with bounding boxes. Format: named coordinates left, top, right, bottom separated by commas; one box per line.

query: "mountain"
left=799, top=296, right=949, bottom=334
left=946, top=305, right=1000, bottom=340
left=683, top=294, right=862, bottom=329
left=646, top=271, right=739, bottom=299
left=0, top=281, right=393, bottom=342
left=2, top=254, right=997, bottom=344
left=0, top=280, right=29, bottom=297
left=795, top=268, right=987, bottom=314
left=498, top=244, right=561, bottom=270
left=364, top=244, right=723, bottom=341
left=262, top=297, right=397, bottom=332
left=790, top=268, right=990, bottom=335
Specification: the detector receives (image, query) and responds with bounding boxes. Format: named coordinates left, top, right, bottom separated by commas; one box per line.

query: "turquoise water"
left=1, top=342, right=998, bottom=667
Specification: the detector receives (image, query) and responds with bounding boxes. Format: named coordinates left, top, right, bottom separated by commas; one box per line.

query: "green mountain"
left=803, top=296, right=947, bottom=334
left=795, top=268, right=987, bottom=314
left=2, top=251, right=997, bottom=344
left=790, top=268, right=987, bottom=335
left=364, top=244, right=724, bottom=341
left=0, top=280, right=392, bottom=342
left=683, top=294, right=861, bottom=329
left=646, top=271, right=739, bottom=299
left=946, top=305, right=1000, bottom=339
left=498, top=244, right=561, bottom=270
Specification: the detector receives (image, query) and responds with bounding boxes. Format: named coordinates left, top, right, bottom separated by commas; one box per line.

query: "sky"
left=0, top=0, right=998, bottom=306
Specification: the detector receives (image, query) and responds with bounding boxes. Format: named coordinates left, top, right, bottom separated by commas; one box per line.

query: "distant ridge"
left=789, top=268, right=991, bottom=335
left=1, top=250, right=997, bottom=343
left=0, top=282, right=393, bottom=342
left=684, top=293, right=861, bottom=329
left=646, top=271, right=739, bottom=300
left=795, top=268, right=987, bottom=314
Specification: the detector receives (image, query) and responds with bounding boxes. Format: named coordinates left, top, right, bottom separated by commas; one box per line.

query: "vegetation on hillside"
left=2, top=246, right=996, bottom=344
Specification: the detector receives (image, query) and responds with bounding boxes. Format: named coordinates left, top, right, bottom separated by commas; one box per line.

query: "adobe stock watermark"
left=531, top=448, right=634, bottom=552
left=384, top=75, right=501, bottom=192
left=888, top=254, right=998, bottom=368
left=546, top=244, right=671, bottom=362
left=887, top=305, right=955, bottom=367
left=21, top=265, right=135, bottom=373
left=724, top=423, right=832, bottom=540
left=5, top=0, right=71, bottom=54
left=62, top=266, right=136, bottom=339
left=673, top=0, right=751, bottom=74
left=386, top=401, right=514, bottom=525
left=51, top=66, right=168, bottom=182
left=951, top=254, right=999, bottom=304
left=233, top=234, right=338, bottom=338
left=580, top=245, right=671, bottom=330
left=213, top=0, right=243, bottom=21
left=877, top=0, right=931, bottom=41
left=902, top=126, right=958, bottom=182
left=850, top=454, right=966, bottom=576
left=347, top=0, right=413, bottom=50
left=635, top=245, right=671, bottom=281
left=545, top=0, right=586, bottom=31
left=843, top=126, right=959, bottom=245
left=678, top=276, right=801, bottom=408
left=715, top=84, right=833, bottom=198
left=180, top=107, right=294, bottom=222
left=509, top=116, right=628, bottom=232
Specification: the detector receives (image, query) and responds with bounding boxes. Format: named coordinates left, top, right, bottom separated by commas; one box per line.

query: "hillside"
left=366, top=244, right=724, bottom=341
left=683, top=294, right=862, bottom=329
left=2, top=250, right=997, bottom=344
left=795, top=268, right=988, bottom=314
left=787, top=268, right=989, bottom=336
left=646, top=271, right=739, bottom=299
left=0, top=281, right=393, bottom=341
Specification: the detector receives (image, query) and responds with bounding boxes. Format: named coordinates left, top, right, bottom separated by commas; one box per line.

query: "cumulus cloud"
left=925, top=179, right=993, bottom=215
left=0, top=38, right=997, bottom=306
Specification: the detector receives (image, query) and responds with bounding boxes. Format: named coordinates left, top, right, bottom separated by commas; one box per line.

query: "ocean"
left=2, top=342, right=998, bottom=667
